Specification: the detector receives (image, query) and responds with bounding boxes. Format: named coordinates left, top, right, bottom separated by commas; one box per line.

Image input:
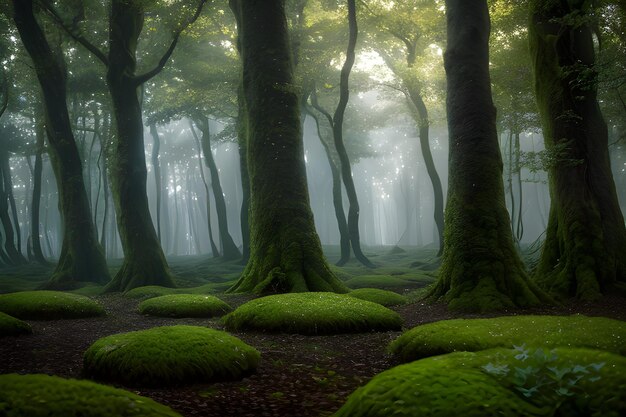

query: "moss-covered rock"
left=0, top=291, right=105, bottom=320
left=222, top=292, right=402, bottom=334
left=83, top=325, right=259, bottom=386
left=0, top=311, right=32, bottom=337
left=348, top=288, right=407, bottom=307
left=390, top=315, right=626, bottom=362
left=0, top=373, right=181, bottom=416
left=139, top=294, right=231, bottom=318
left=334, top=347, right=626, bottom=417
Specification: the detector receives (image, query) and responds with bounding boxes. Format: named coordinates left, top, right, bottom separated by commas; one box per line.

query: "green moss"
left=0, top=373, right=181, bottom=417
left=0, top=311, right=32, bottom=337
left=139, top=294, right=231, bottom=318
left=348, top=288, right=407, bottom=306
left=123, top=282, right=232, bottom=300
left=0, top=291, right=105, bottom=320
left=344, top=275, right=414, bottom=289
left=69, top=284, right=105, bottom=296
left=83, top=325, right=259, bottom=386
left=334, top=347, right=626, bottom=417
left=390, top=315, right=626, bottom=363
left=222, top=292, right=402, bottom=334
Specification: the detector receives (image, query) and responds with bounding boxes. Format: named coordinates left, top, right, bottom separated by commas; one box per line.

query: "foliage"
left=138, top=294, right=231, bottom=318
left=0, top=373, right=182, bottom=417
left=389, top=315, right=626, bottom=363
left=347, top=288, right=408, bottom=306
left=222, top=292, right=402, bottom=335
left=0, top=291, right=105, bottom=320
left=482, top=344, right=606, bottom=410
left=0, top=311, right=31, bottom=337
left=83, top=325, right=260, bottom=386
left=333, top=347, right=626, bottom=417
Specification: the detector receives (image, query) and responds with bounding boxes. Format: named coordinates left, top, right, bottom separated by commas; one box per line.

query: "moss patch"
left=139, top=294, right=231, bottom=318
left=0, top=311, right=32, bottom=337
left=123, top=282, right=232, bottom=300
left=348, top=288, right=407, bottom=307
left=334, top=347, right=626, bottom=417
left=0, top=373, right=181, bottom=416
left=343, top=275, right=415, bottom=289
left=0, top=291, right=105, bottom=320
left=390, top=315, right=626, bottom=363
left=222, top=292, right=402, bottom=334
left=84, top=325, right=259, bottom=386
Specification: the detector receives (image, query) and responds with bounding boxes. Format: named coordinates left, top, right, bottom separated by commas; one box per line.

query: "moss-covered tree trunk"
left=148, top=123, right=163, bottom=243
left=194, top=116, right=241, bottom=260
left=428, top=0, right=546, bottom=311
left=30, top=111, right=48, bottom=264
left=104, top=0, right=174, bottom=291
left=228, top=0, right=347, bottom=294
left=12, top=0, right=109, bottom=288
left=530, top=0, right=626, bottom=299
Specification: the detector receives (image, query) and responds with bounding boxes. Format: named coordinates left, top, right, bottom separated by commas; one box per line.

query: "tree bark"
left=103, top=0, right=174, bottom=291
left=194, top=117, right=241, bottom=260
left=428, top=0, right=547, bottom=311
left=228, top=0, right=346, bottom=293
left=12, top=0, right=110, bottom=288
left=149, top=123, right=163, bottom=242
left=30, top=111, right=48, bottom=264
left=530, top=0, right=626, bottom=299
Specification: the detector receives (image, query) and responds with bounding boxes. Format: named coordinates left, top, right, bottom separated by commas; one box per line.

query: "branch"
left=134, top=0, right=208, bottom=85
left=0, top=71, right=8, bottom=120
left=309, top=87, right=334, bottom=128
left=39, top=0, right=109, bottom=66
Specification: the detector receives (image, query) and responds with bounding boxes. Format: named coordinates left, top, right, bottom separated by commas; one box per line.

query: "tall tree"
left=11, top=0, right=109, bottom=288
left=428, top=0, right=546, bottom=311
left=44, top=0, right=206, bottom=291
left=228, top=0, right=347, bottom=293
left=530, top=0, right=626, bottom=299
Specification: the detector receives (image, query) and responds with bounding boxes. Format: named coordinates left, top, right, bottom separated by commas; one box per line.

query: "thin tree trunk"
left=149, top=123, right=163, bottom=242
left=30, top=111, right=48, bottom=264
left=193, top=117, right=241, bottom=260
left=189, top=121, right=220, bottom=257
left=236, top=89, right=250, bottom=264
left=13, top=0, right=109, bottom=288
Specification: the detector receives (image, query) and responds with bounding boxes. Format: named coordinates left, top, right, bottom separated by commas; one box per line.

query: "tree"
left=428, top=0, right=546, bottom=311
left=228, top=0, right=347, bottom=293
left=11, top=0, right=109, bottom=288
left=44, top=0, right=207, bottom=291
left=364, top=0, right=446, bottom=256
left=530, top=0, right=626, bottom=299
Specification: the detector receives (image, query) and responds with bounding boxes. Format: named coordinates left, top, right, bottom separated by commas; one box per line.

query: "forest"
left=0, top=0, right=625, bottom=416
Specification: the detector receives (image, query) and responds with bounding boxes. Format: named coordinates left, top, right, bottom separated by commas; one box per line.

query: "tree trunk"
left=428, top=0, right=546, bottom=311
left=30, top=111, right=48, bottom=264
left=104, top=0, right=174, bottom=291
left=236, top=106, right=251, bottom=264
left=149, top=123, right=163, bottom=242
left=189, top=121, right=220, bottom=257
left=331, top=0, right=375, bottom=269
left=194, top=117, right=241, bottom=260
left=228, top=0, right=346, bottom=293
left=12, top=0, right=109, bottom=288
left=530, top=0, right=626, bottom=299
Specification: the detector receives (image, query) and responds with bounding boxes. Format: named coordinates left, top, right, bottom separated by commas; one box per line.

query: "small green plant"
left=482, top=344, right=605, bottom=413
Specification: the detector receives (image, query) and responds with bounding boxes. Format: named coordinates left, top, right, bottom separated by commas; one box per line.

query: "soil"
left=1, top=292, right=625, bottom=417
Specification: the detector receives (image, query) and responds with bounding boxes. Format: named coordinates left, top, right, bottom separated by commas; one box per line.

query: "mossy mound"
left=348, top=288, right=407, bottom=307
left=390, top=315, right=626, bottom=363
left=343, top=275, right=414, bottom=289
left=0, top=373, right=181, bottom=417
left=83, top=325, right=259, bottom=386
left=334, top=347, right=626, bottom=417
left=139, top=294, right=231, bottom=318
left=123, top=283, right=222, bottom=300
left=0, top=291, right=105, bottom=320
left=0, top=311, right=32, bottom=337
left=222, top=292, right=402, bottom=334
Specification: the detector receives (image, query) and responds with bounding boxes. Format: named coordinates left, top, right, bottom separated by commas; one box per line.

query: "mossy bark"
left=104, top=0, right=174, bottom=292
left=29, top=111, right=48, bottom=264
left=529, top=0, right=626, bottom=299
left=428, top=0, right=547, bottom=312
left=12, top=0, right=110, bottom=288
left=228, top=0, right=347, bottom=294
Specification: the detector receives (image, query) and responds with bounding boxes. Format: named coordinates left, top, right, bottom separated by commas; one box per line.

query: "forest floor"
left=1, top=247, right=625, bottom=417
